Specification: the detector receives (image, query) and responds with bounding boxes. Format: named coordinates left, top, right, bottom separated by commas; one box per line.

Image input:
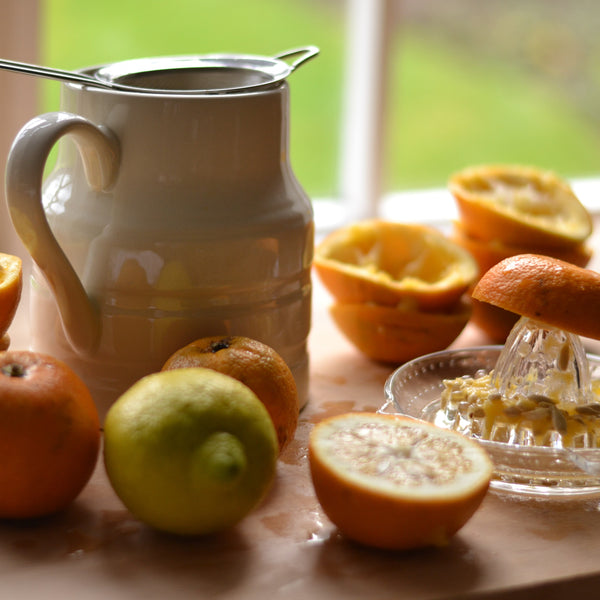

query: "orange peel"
left=449, top=165, right=592, bottom=248
left=314, top=220, right=478, bottom=310
left=472, top=254, right=600, bottom=340
left=452, top=220, right=592, bottom=274
left=330, top=298, right=471, bottom=364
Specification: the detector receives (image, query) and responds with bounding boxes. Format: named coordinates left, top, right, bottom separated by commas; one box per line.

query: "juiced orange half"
left=314, top=220, right=478, bottom=310
left=330, top=298, right=471, bottom=364
left=473, top=254, right=600, bottom=340
left=449, top=165, right=592, bottom=249
left=452, top=220, right=592, bottom=275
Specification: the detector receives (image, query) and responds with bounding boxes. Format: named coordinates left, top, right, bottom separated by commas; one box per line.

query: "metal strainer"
left=93, top=46, right=319, bottom=94
left=0, top=46, right=319, bottom=95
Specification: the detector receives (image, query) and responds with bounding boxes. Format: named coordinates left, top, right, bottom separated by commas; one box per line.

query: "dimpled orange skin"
left=0, top=351, right=100, bottom=518
left=308, top=413, right=492, bottom=551
left=162, top=336, right=299, bottom=452
left=472, top=254, right=600, bottom=340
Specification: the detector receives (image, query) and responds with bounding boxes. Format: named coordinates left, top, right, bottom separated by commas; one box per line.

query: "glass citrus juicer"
left=381, top=315, right=600, bottom=498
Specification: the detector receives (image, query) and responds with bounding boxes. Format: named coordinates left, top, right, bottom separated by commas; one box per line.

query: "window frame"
left=0, top=1, right=41, bottom=258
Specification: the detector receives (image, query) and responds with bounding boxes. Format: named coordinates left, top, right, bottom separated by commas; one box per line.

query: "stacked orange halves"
left=313, top=220, right=478, bottom=363
left=449, top=165, right=593, bottom=342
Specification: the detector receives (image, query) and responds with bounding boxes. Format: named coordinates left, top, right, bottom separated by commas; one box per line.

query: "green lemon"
left=103, top=367, right=278, bottom=535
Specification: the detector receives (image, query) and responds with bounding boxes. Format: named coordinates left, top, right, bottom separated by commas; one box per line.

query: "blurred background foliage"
left=42, top=0, right=600, bottom=201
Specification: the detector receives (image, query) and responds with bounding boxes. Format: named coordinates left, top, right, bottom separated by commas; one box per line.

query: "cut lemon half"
left=330, top=298, right=471, bottom=364
left=472, top=254, right=600, bottom=340
left=314, top=220, right=478, bottom=310
left=449, top=165, right=592, bottom=248
left=309, top=412, right=493, bottom=550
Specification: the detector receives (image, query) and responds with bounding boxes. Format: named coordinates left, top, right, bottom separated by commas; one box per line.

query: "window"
left=3, top=0, right=600, bottom=244
left=41, top=0, right=346, bottom=209
left=380, top=0, right=600, bottom=226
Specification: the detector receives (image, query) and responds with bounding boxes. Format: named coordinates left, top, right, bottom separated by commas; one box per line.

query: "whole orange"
left=162, top=336, right=299, bottom=452
left=0, top=351, right=101, bottom=518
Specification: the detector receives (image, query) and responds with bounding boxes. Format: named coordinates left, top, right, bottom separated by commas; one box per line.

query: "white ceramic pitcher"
left=5, top=48, right=316, bottom=415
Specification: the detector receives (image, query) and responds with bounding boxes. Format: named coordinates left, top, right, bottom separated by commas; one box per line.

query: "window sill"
left=315, top=176, right=600, bottom=239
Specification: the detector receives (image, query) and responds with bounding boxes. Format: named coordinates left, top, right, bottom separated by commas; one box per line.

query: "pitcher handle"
left=5, top=112, right=120, bottom=355
left=273, top=46, right=319, bottom=71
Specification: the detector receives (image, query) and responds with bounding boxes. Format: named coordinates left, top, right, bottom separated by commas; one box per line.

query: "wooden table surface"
left=2, top=278, right=600, bottom=600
